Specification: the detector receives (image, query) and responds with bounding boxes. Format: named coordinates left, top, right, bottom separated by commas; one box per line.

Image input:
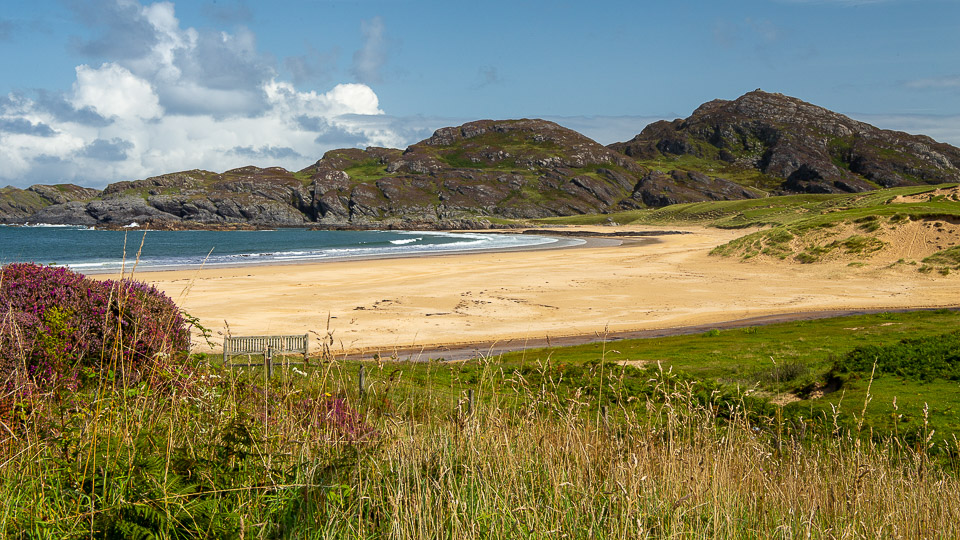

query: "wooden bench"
left=222, top=334, right=309, bottom=375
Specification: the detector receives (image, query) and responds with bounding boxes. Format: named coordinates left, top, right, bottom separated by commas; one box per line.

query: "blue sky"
left=1, top=0, right=958, bottom=188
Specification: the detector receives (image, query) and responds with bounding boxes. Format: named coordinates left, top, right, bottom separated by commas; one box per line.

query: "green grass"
left=534, top=183, right=960, bottom=229
left=490, top=309, right=960, bottom=445
left=409, top=129, right=563, bottom=171
left=5, top=309, right=960, bottom=537
left=687, top=185, right=958, bottom=263
left=634, top=153, right=782, bottom=192
left=533, top=184, right=960, bottom=266
left=923, top=245, right=960, bottom=273
left=292, top=169, right=315, bottom=186
left=838, top=234, right=886, bottom=254
left=343, top=159, right=391, bottom=182
left=0, top=187, right=50, bottom=211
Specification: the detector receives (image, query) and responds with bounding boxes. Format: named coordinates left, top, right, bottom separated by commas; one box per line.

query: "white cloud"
left=71, top=63, right=163, bottom=120
left=0, top=78, right=408, bottom=187
left=285, top=45, right=339, bottom=86
left=319, top=83, right=383, bottom=116
left=0, top=0, right=418, bottom=189
left=71, top=0, right=273, bottom=117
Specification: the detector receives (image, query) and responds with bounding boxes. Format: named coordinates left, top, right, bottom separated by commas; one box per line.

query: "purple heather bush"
left=0, top=263, right=190, bottom=389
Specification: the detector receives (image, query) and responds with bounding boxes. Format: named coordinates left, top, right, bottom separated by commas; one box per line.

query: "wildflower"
left=0, top=263, right=190, bottom=389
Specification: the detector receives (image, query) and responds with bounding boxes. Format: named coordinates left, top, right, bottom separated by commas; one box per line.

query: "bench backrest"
left=222, top=334, right=309, bottom=363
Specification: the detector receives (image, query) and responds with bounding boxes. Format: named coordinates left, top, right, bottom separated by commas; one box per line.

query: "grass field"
left=4, top=309, right=960, bottom=537
left=491, top=308, right=960, bottom=447
left=535, top=183, right=960, bottom=229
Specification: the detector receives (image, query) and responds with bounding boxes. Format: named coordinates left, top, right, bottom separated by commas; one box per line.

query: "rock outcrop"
left=12, top=167, right=311, bottom=227
left=609, top=90, right=960, bottom=194
left=0, top=184, right=101, bottom=222
left=298, top=119, right=652, bottom=224
left=631, top=170, right=758, bottom=207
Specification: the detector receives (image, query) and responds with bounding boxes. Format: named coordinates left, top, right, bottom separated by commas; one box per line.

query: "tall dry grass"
left=326, top=360, right=959, bottom=539
left=1, top=303, right=958, bottom=537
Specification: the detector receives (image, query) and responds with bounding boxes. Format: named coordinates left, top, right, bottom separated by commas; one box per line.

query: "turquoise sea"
left=0, top=225, right=575, bottom=273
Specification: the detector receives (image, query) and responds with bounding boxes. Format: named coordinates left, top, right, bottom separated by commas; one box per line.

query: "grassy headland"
left=536, top=183, right=960, bottom=272
left=536, top=184, right=959, bottom=229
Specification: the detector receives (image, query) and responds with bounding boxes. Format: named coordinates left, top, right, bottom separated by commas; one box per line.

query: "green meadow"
left=535, top=183, right=960, bottom=229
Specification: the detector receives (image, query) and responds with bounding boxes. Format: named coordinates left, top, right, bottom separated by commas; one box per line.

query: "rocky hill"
left=609, top=90, right=960, bottom=195
left=1, top=119, right=759, bottom=228
left=0, top=184, right=100, bottom=222
left=1, top=91, right=958, bottom=228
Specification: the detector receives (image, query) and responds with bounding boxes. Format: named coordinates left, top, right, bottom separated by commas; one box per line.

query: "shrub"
left=834, top=235, right=885, bottom=255
left=829, top=330, right=960, bottom=383
left=0, top=263, right=190, bottom=389
left=762, top=359, right=810, bottom=385
left=795, top=252, right=819, bottom=264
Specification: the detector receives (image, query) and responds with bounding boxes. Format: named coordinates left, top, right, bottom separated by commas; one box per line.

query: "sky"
left=0, top=0, right=958, bottom=188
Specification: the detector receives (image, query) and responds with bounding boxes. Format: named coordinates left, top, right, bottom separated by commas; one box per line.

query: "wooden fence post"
left=265, top=346, right=274, bottom=379
left=358, top=365, right=366, bottom=398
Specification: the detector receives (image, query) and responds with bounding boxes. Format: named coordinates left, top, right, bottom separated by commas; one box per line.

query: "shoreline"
left=79, top=230, right=634, bottom=276
left=133, top=224, right=960, bottom=355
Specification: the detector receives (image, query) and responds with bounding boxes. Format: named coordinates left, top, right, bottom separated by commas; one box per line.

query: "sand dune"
left=131, top=225, right=959, bottom=355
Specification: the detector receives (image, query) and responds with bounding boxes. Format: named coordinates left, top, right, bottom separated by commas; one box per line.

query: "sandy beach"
left=130, top=225, right=960, bottom=355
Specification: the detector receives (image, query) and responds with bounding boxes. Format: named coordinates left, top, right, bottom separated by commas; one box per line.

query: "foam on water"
left=389, top=237, right=421, bottom=245
left=0, top=226, right=580, bottom=273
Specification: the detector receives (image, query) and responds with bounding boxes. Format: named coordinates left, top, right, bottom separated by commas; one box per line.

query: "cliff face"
left=19, top=167, right=312, bottom=227
left=3, top=91, right=958, bottom=228
left=609, top=90, right=960, bottom=194
left=0, top=184, right=101, bottom=222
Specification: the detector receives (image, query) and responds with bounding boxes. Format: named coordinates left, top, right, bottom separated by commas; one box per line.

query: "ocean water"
left=0, top=225, right=576, bottom=273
